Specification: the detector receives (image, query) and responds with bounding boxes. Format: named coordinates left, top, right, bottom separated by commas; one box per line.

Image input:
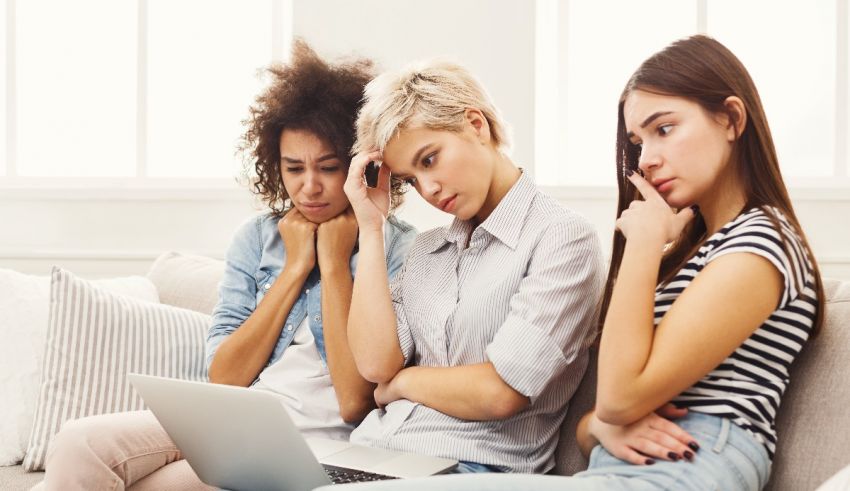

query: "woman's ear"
left=723, top=96, right=747, bottom=140
left=465, top=108, right=492, bottom=145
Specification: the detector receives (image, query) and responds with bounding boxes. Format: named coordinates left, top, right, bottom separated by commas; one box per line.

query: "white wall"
left=1, top=0, right=848, bottom=282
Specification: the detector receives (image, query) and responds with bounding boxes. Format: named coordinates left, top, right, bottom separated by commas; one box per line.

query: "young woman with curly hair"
left=33, top=40, right=415, bottom=491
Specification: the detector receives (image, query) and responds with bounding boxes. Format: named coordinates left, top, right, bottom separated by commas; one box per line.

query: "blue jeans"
left=316, top=412, right=772, bottom=490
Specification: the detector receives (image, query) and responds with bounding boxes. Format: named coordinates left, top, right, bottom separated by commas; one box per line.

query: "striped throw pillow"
left=23, top=267, right=210, bottom=471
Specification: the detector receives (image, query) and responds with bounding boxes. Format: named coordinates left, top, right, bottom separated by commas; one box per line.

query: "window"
left=147, top=0, right=273, bottom=178
left=2, top=0, right=289, bottom=181
left=16, top=0, right=136, bottom=177
left=535, top=0, right=848, bottom=187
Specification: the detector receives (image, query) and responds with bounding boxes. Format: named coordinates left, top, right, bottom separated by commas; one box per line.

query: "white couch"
left=2, top=253, right=848, bottom=490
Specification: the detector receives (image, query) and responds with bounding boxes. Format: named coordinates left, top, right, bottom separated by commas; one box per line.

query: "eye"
left=403, top=177, right=417, bottom=186
left=284, top=166, right=304, bottom=173
left=658, top=124, right=673, bottom=136
left=421, top=152, right=437, bottom=168
left=320, top=165, right=340, bottom=173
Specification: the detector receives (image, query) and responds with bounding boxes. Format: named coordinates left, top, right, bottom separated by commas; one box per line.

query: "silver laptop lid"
left=128, top=373, right=330, bottom=491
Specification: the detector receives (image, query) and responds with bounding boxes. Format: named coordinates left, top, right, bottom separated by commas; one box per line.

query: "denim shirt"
left=205, top=213, right=417, bottom=373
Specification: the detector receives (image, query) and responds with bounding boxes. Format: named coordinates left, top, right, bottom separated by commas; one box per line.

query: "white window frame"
left=533, top=0, right=850, bottom=197
left=0, top=0, right=292, bottom=198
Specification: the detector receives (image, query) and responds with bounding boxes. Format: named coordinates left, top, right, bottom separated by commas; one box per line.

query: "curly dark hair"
left=240, top=39, right=407, bottom=218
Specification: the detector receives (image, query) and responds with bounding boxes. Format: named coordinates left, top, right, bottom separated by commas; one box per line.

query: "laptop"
left=128, top=373, right=457, bottom=491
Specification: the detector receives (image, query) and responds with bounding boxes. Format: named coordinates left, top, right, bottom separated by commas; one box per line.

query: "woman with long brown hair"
left=329, top=34, right=824, bottom=491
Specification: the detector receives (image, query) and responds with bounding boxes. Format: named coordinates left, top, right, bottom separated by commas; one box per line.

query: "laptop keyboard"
left=324, top=466, right=398, bottom=484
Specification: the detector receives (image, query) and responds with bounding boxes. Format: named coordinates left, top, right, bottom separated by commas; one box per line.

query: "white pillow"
left=22, top=268, right=208, bottom=471
left=0, top=268, right=159, bottom=466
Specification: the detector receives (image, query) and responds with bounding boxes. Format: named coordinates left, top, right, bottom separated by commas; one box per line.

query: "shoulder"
left=228, top=213, right=277, bottom=254
left=528, top=191, right=598, bottom=243
left=386, top=215, right=418, bottom=237
left=709, top=207, right=804, bottom=259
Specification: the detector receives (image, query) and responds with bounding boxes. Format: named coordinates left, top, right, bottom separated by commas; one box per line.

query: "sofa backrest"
left=554, top=278, right=850, bottom=491
left=147, top=251, right=225, bottom=315
left=766, top=278, right=850, bottom=490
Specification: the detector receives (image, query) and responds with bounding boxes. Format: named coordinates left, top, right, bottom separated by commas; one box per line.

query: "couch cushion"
left=147, top=252, right=224, bottom=315
left=554, top=348, right=597, bottom=475
left=23, top=268, right=209, bottom=471
left=767, top=278, right=850, bottom=491
left=0, top=268, right=158, bottom=467
left=0, top=465, right=43, bottom=490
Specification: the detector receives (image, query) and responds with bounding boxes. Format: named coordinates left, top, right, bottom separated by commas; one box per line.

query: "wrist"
left=393, top=367, right=415, bottom=401
left=320, top=261, right=353, bottom=280
left=282, top=262, right=312, bottom=280
left=624, top=235, right=666, bottom=259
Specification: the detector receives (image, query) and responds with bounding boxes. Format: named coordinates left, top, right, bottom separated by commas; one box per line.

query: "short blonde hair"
left=353, top=59, right=512, bottom=155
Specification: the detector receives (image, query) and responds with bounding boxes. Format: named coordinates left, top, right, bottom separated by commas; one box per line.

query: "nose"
left=418, top=175, right=441, bottom=199
left=302, top=169, right=322, bottom=195
left=637, top=143, right=662, bottom=175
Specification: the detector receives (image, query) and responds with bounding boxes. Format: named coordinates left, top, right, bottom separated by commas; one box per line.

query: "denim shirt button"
left=314, top=314, right=321, bottom=322
left=286, top=324, right=293, bottom=331
left=305, top=289, right=310, bottom=294
left=264, top=283, right=271, bottom=290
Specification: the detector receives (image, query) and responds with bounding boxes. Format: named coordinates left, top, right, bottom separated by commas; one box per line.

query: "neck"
left=698, top=169, right=747, bottom=236
left=473, top=152, right=521, bottom=224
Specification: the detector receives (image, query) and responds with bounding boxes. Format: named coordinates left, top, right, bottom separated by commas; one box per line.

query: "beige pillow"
left=23, top=268, right=209, bottom=471
left=0, top=268, right=158, bottom=466
left=147, top=252, right=224, bottom=315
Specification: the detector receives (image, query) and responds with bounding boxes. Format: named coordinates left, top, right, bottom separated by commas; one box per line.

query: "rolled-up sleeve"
left=205, top=217, right=262, bottom=369
left=486, top=215, right=604, bottom=402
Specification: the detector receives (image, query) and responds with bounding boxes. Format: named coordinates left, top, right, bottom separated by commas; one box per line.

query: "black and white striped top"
left=349, top=172, right=606, bottom=473
left=665, top=207, right=818, bottom=458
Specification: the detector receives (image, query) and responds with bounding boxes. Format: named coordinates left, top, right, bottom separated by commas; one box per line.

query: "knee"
left=47, top=416, right=104, bottom=463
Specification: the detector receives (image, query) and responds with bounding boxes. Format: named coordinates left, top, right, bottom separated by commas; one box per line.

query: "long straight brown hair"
left=599, top=35, right=825, bottom=336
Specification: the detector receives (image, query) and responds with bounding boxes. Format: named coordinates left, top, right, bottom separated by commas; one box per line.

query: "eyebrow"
left=281, top=153, right=339, bottom=164
left=625, top=111, right=674, bottom=140
left=410, top=143, right=435, bottom=168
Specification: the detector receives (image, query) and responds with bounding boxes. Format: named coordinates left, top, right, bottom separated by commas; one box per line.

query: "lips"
left=437, top=195, right=457, bottom=213
left=652, top=178, right=675, bottom=193
left=299, top=202, right=329, bottom=213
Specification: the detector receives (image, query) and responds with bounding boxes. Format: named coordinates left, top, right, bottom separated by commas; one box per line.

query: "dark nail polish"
left=684, top=450, right=694, bottom=461
left=688, top=441, right=700, bottom=452
left=626, top=169, right=634, bottom=177
left=667, top=452, right=680, bottom=461
left=690, top=204, right=700, bottom=214
left=645, top=459, right=656, bottom=465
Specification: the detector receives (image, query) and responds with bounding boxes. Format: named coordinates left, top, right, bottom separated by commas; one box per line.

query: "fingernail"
left=690, top=204, right=700, bottom=214
left=626, top=169, right=634, bottom=177
left=667, top=452, right=680, bottom=461
left=645, top=459, right=655, bottom=465
left=683, top=450, right=694, bottom=461
left=688, top=441, right=700, bottom=452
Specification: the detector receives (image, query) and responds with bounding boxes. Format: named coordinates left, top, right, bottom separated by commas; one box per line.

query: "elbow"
left=483, top=383, right=530, bottom=420
left=338, top=398, right=375, bottom=425
left=594, top=397, right=643, bottom=426
left=355, top=359, right=401, bottom=385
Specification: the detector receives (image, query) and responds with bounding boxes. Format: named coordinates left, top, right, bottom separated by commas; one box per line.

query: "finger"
left=650, top=415, right=699, bottom=450
left=348, top=150, right=383, bottom=181
left=673, top=205, right=698, bottom=229
left=632, top=437, right=682, bottom=462
left=656, top=403, right=688, bottom=419
left=627, top=170, right=663, bottom=202
left=645, top=430, right=691, bottom=460
left=612, top=446, right=656, bottom=466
